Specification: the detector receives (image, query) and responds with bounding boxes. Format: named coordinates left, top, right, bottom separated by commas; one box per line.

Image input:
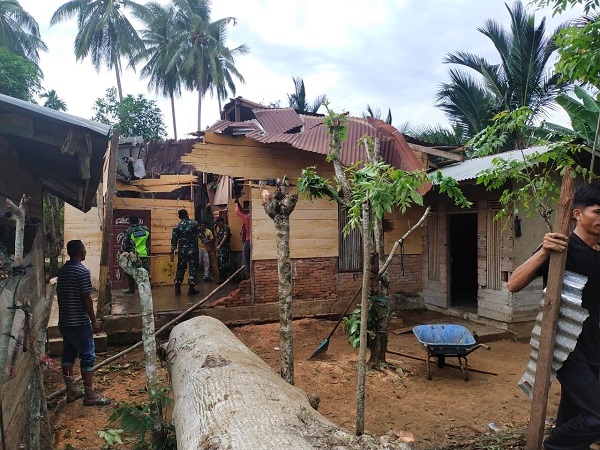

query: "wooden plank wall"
left=63, top=204, right=103, bottom=287
left=383, top=206, right=425, bottom=255
left=114, top=197, right=193, bottom=285
left=251, top=187, right=339, bottom=260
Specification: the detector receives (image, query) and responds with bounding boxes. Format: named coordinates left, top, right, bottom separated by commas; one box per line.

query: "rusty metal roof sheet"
left=518, top=270, right=588, bottom=399
left=207, top=106, right=425, bottom=171
left=431, top=146, right=552, bottom=182
left=144, top=138, right=202, bottom=175
left=253, top=107, right=303, bottom=133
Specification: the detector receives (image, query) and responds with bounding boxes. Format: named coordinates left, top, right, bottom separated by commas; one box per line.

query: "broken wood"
left=386, top=350, right=498, bottom=376
left=167, top=315, right=411, bottom=450
left=0, top=194, right=27, bottom=385
left=526, top=170, right=574, bottom=450
left=97, top=130, right=120, bottom=319
left=390, top=326, right=415, bottom=335
left=47, top=266, right=245, bottom=401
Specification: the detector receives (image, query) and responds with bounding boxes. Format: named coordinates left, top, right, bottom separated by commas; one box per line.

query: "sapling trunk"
left=356, top=199, right=372, bottom=435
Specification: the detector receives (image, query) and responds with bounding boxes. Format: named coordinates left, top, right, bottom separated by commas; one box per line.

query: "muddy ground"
left=45, top=315, right=559, bottom=449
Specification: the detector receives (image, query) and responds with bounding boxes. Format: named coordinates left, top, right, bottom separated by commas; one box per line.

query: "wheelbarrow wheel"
left=437, top=355, right=446, bottom=368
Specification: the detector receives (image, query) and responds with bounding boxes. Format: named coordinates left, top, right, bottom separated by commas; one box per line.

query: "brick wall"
left=212, top=254, right=422, bottom=307
left=292, top=258, right=337, bottom=302
left=388, top=254, right=422, bottom=294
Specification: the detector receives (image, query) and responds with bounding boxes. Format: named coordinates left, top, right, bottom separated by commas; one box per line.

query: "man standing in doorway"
left=234, top=197, right=251, bottom=278
left=507, top=183, right=600, bottom=449
left=121, top=215, right=150, bottom=294
left=170, top=209, right=202, bottom=295
left=215, top=217, right=231, bottom=283
left=57, top=240, right=110, bottom=406
left=199, top=221, right=214, bottom=281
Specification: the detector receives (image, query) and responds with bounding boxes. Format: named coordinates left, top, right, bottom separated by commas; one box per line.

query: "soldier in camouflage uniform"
left=170, top=209, right=203, bottom=295
left=121, top=215, right=150, bottom=294
left=215, top=217, right=232, bottom=283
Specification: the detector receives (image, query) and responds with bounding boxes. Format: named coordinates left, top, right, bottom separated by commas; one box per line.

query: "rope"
left=400, top=241, right=405, bottom=276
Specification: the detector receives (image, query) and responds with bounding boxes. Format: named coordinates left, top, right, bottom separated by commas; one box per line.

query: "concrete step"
left=46, top=333, right=108, bottom=356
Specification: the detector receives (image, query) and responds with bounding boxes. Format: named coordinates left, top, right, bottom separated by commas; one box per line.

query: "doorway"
left=449, top=213, right=478, bottom=310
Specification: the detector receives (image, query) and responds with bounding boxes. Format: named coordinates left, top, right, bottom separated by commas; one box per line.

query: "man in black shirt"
left=56, top=240, right=110, bottom=406
left=508, top=183, right=600, bottom=449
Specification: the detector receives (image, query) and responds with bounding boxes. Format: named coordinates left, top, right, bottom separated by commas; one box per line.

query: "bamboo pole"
left=47, top=266, right=245, bottom=401
left=526, top=170, right=574, bottom=450
left=97, top=131, right=120, bottom=319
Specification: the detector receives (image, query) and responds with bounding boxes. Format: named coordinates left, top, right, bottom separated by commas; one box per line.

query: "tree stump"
left=167, top=316, right=412, bottom=450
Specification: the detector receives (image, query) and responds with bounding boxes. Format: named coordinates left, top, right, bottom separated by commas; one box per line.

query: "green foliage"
left=98, top=428, right=124, bottom=446
left=342, top=296, right=388, bottom=350
left=297, top=166, right=338, bottom=201
left=555, top=85, right=600, bottom=148
left=108, top=384, right=176, bottom=450
left=92, top=87, right=167, bottom=141
left=431, top=172, right=473, bottom=208
left=0, top=48, right=41, bottom=101
left=475, top=144, right=587, bottom=229
left=555, top=17, right=600, bottom=89
left=531, top=0, right=599, bottom=15
left=343, top=160, right=428, bottom=233
left=323, top=107, right=348, bottom=149
left=467, top=107, right=536, bottom=156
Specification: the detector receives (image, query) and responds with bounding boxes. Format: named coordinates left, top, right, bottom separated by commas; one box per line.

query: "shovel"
left=307, top=286, right=362, bottom=360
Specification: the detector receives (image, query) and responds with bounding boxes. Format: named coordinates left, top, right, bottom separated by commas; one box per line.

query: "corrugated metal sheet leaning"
left=518, top=270, right=588, bottom=399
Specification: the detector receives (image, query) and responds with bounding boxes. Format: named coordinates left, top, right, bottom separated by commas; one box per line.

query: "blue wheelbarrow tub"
left=412, top=324, right=489, bottom=380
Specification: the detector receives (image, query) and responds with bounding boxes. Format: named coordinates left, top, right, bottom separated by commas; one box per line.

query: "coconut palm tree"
left=362, top=104, right=392, bottom=125
left=132, top=1, right=182, bottom=139
left=287, top=77, right=327, bottom=113
left=436, top=1, right=565, bottom=143
left=209, top=35, right=249, bottom=116
left=40, top=89, right=67, bottom=111
left=0, top=0, right=47, bottom=71
left=50, top=0, right=147, bottom=101
left=170, top=0, right=247, bottom=131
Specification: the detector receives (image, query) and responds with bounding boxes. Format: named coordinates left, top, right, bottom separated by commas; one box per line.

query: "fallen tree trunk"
left=167, top=316, right=412, bottom=450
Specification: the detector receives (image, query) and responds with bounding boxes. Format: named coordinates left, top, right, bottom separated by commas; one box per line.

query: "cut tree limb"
left=167, top=316, right=412, bottom=450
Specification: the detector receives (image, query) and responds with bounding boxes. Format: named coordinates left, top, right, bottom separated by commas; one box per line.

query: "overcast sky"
left=18, top=0, right=584, bottom=138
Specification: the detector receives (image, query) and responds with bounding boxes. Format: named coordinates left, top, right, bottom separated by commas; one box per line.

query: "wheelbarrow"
left=412, top=324, right=490, bottom=380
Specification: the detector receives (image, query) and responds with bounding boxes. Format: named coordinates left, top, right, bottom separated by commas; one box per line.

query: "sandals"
left=66, top=388, right=85, bottom=404
left=83, top=395, right=112, bottom=406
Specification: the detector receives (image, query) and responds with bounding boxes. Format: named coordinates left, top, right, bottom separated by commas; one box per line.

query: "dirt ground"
left=45, top=315, right=560, bottom=449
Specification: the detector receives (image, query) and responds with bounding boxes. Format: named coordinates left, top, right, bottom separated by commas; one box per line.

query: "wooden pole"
left=526, top=170, right=574, bottom=450
left=96, top=131, right=120, bottom=319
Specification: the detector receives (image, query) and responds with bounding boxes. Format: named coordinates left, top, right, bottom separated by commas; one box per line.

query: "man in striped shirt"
left=56, top=240, right=110, bottom=406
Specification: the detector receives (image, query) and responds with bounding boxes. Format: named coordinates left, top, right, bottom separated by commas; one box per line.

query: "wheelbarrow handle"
left=477, top=343, right=491, bottom=351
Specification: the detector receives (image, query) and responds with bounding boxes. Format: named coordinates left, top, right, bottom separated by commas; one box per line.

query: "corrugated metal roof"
left=253, top=107, right=303, bottom=133
left=0, top=93, right=110, bottom=212
left=518, top=270, right=588, bottom=399
left=145, top=138, right=202, bottom=175
left=0, top=93, right=110, bottom=136
left=207, top=106, right=425, bottom=172
left=430, top=146, right=552, bottom=182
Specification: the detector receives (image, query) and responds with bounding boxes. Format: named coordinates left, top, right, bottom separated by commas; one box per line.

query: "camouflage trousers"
left=175, top=251, right=200, bottom=285
left=217, top=245, right=230, bottom=280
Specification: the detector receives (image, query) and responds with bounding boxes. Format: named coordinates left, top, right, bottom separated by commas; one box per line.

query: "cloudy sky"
left=18, top=0, right=583, bottom=138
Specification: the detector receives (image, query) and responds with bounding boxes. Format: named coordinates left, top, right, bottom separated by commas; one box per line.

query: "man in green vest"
left=121, top=215, right=150, bottom=294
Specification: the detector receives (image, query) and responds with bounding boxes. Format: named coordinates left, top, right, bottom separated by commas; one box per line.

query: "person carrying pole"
left=508, top=182, right=600, bottom=449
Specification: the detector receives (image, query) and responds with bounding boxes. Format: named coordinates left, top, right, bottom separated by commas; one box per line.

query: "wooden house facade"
left=180, top=100, right=429, bottom=308
left=0, top=94, right=110, bottom=449
left=423, top=147, right=558, bottom=334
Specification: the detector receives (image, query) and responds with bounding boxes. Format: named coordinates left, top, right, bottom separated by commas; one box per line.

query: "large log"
left=167, top=316, right=412, bottom=450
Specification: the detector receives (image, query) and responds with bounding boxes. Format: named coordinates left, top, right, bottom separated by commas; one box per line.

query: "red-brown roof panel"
left=253, top=107, right=303, bottom=134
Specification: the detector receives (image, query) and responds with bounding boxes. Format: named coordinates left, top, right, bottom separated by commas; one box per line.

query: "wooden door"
left=110, top=209, right=151, bottom=289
